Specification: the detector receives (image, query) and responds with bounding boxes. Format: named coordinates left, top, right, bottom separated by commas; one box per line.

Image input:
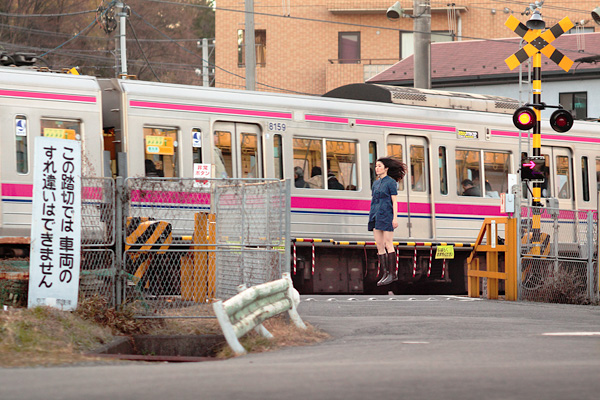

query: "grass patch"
left=0, top=296, right=329, bottom=367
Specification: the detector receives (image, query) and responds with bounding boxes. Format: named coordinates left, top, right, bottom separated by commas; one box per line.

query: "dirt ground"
left=0, top=297, right=329, bottom=368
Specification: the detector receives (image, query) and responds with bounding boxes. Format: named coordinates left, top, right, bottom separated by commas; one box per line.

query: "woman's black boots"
left=376, top=253, right=389, bottom=286
left=378, top=250, right=398, bottom=286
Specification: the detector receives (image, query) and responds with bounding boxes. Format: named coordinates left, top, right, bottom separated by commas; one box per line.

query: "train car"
left=0, top=68, right=104, bottom=256
left=2, top=67, right=599, bottom=294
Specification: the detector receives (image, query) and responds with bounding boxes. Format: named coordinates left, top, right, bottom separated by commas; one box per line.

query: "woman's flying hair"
left=377, top=157, right=407, bottom=182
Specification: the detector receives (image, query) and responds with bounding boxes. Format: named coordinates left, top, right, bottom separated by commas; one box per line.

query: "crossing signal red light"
left=513, top=107, right=536, bottom=130
left=549, top=109, right=573, bottom=133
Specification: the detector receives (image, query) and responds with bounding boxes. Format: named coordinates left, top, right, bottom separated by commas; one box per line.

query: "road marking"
left=403, top=341, right=430, bottom=344
left=302, top=296, right=479, bottom=302
left=542, top=332, right=600, bottom=336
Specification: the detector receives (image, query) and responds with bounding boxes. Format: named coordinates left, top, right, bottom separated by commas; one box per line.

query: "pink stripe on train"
left=355, top=119, right=456, bottom=132
left=0, top=89, right=96, bottom=103
left=291, top=197, right=431, bottom=214
left=130, top=100, right=292, bottom=119
left=1, top=183, right=33, bottom=198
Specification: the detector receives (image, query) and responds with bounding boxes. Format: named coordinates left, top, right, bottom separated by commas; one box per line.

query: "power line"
left=0, top=9, right=97, bottom=18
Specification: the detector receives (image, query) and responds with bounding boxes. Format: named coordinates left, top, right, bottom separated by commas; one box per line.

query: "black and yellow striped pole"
left=531, top=50, right=542, bottom=208
left=504, top=13, right=574, bottom=252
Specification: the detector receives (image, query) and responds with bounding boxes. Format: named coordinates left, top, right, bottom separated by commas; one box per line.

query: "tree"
left=0, top=0, right=215, bottom=85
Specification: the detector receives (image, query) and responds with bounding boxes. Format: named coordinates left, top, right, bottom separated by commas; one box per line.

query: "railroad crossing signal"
left=504, top=15, right=574, bottom=72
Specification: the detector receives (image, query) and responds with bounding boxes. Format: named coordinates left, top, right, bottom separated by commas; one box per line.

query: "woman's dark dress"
left=368, top=175, right=398, bottom=232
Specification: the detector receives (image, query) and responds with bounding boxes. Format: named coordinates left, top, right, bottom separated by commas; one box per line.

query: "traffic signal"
left=513, top=106, right=536, bottom=130
left=521, top=156, right=546, bottom=181
left=549, top=109, right=574, bottom=133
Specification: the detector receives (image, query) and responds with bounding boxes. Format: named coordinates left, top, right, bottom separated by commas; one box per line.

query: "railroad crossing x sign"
left=504, top=15, right=574, bottom=72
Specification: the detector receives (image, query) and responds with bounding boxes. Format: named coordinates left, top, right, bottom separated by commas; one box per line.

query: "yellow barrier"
left=467, top=217, right=517, bottom=301
left=181, top=213, right=216, bottom=302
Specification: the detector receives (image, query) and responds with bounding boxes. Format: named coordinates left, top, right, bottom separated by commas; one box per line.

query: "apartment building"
left=214, top=1, right=599, bottom=96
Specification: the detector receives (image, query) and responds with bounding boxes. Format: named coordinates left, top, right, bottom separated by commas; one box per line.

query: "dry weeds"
left=0, top=296, right=329, bottom=367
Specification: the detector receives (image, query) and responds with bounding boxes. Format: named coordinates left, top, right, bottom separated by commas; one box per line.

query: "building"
left=214, top=0, right=599, bottom=96
left=368, top=32, right=600, bottom=120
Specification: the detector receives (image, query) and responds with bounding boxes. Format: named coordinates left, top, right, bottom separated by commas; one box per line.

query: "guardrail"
left=212, top=272, right=306, bottom=355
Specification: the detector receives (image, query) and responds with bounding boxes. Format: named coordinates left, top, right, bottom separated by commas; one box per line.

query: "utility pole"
left=244, top=0, right=256, bottom=90
left=117, top=1, right=128, bottom=77
left=413, top=0, right=431, bottom=89
left=202, top=38, right=210, bottom=87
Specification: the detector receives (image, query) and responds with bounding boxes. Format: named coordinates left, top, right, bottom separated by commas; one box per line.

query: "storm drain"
left=91, top=334, right=226, bottom=362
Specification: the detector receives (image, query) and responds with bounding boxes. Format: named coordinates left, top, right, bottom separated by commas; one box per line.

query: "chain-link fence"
left=80, top=178, right=116, bottom=306
left=519, top=205, right=598, bottom=304
left=121, top=178, right=290, bottom=317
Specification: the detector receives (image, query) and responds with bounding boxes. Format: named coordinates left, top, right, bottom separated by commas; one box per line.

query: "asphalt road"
left=1, top=295, right=599, bottom=400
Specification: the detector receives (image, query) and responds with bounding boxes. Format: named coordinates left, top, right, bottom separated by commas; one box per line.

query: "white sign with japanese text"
left=193, top=163, right=211, bottom=188
left=28, top=137, right=82, bottom=311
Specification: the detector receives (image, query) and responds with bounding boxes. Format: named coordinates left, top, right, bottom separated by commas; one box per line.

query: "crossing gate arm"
left=467, top=218, right=517, bottom=301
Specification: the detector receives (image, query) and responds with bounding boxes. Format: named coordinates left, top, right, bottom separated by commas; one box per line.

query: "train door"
left=213, top=122, right=263, bottom=178
left=387, top=135, right=432, bottom=239
left=541, top=146, right=575, bottom=209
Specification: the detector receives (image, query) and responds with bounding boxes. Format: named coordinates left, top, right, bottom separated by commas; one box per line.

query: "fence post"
left=586, top=211, right=594, bottom=301
left=505, top=217, right=518, bottom=301
left=115, top=176, right=124, bottom=308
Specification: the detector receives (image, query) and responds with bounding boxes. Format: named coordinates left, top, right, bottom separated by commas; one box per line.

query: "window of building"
left=338, top=32, right=360, bottom=63
left=273, top=134, right=283, bottom=179
left=438, top=146, right=448, bottom=195
left=400, top=31, right=453, bottom=59
left=559, top=92, right=587, bottom=120
left=15, top=115, right=28, bottom=174
left=582, top=156, right=590, bottom=202
left=144, top=127, right=178, bottom=177
left=237, top=29, right=266, bottom=66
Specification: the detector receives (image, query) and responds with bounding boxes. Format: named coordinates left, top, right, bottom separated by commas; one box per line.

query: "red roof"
left=368, top=32, right=600, bottom=85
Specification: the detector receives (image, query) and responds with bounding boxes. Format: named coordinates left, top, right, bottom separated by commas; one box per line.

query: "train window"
left=273, top=134, right=283, bottom=179
left=410, top=145, right=426, bottom=192
left=294, top=138, right=323, bottom=189
left=214, top=130, right=232, bottom=178
left=326, top=140, right=356, bottom=190
left=483, top=151, right=510, bottom=198
left=240, top=131, right=259, bottom=178
left=192, top=128, right=202, bottom=164
left=456, top=149, right=481, bottom=196
left=582, top=157, right=590, bottom=202
left=438, top=147, right=448, bottom=195
left=40, top=118, right=80, bottom=140
left=15, top=115, right=28, bottom=174
left=556, top=155, right=571, bottom=199
left=143, top=127, right=178, bottom=177
left=386, top=143, right=404, bottom=191
left=596, top=158, right=600, bottom=191
left=369, top=141, right=377, bottom=188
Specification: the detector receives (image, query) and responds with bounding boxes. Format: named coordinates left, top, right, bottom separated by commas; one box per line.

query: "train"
left=1, top=67, right=599, bottom=295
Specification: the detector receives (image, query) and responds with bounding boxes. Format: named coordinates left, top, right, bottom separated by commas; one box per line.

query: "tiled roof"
left=368, top=32, right=600, bottom=85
